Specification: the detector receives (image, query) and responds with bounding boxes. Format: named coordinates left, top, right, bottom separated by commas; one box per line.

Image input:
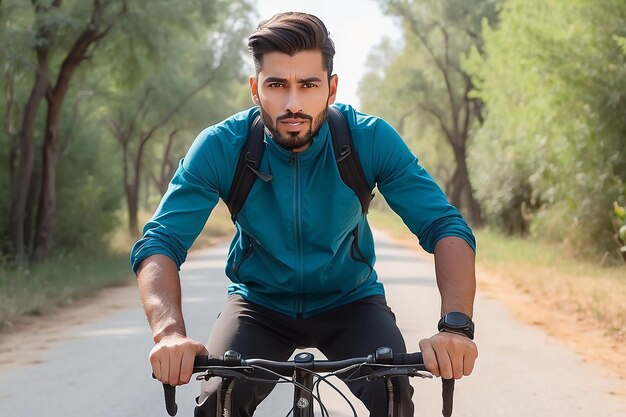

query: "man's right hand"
left=149, top=334, right=209, bottom=386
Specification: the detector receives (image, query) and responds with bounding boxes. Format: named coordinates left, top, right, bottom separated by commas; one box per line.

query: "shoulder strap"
left=327, top=106, right=374, bottom=213
left=226, top=115, right=269, bottom=222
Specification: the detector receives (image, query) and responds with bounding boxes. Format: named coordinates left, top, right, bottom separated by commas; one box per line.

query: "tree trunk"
left=120, top=135, right=141, bottom=239
left=127, top=142, right=146, bottom=239
left=33, top=98, right=61, bottom=261
left=4, top=67, right=19, bottom=197
left=118, top=134, right=139, bottom=238
left=155, top=129, right=178, bottom=195
left=24, top=166, right=40, bottom=252
left=126, top=183, right=140, bottom=239
left=449, top=143, right=483, bottom=227
left=7, top=52, right=49, bottom=263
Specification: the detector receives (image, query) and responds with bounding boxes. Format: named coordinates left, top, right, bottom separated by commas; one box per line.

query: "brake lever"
left=365, top=367, right=433, bottom=381
left=195, top=367, right=253, bottom=382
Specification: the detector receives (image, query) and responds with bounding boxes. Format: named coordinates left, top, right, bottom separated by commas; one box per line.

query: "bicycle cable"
left=312, top=372, right=357, bottom=417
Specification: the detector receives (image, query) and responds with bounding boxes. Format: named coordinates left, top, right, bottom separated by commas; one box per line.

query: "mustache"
left=276, top=111, right=313, bottom=122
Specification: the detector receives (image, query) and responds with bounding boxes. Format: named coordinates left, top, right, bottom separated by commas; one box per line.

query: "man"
left=131, top=12, right=478, bottom=417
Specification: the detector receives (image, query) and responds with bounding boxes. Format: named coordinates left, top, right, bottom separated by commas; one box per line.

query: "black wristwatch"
left=438, top=312, right=475, bottom=340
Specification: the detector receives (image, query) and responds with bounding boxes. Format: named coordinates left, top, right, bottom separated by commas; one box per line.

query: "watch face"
left=447, top=312, right=469, bottom=327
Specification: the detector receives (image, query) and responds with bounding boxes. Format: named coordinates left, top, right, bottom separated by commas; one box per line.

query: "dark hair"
left=248, top=12, right=335, bottom=77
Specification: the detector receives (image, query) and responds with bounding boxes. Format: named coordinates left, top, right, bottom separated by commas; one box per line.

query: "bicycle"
left=155, top=346, right=455, bottom=417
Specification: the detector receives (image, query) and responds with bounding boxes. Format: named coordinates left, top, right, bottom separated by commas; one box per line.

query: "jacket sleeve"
left=369, top=118, right=476, bottom=254
left=129, top=127, right=226, bottom=273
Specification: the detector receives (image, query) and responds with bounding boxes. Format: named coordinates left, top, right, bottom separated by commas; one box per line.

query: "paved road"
left=0, top=231, right=624, bottom=416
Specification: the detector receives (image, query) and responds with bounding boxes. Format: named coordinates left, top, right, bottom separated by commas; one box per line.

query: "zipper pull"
left=290, top=152, right=297, bottom=166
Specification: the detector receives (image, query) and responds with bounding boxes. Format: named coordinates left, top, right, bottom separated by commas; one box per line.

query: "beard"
left=258, top=103, right=329, bottom=151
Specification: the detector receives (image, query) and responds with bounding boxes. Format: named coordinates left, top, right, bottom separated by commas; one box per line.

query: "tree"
left=99, top=0, right=253, bottom=237
left=33, top=0, right=128, bottom=261
left=365, top=0, right=500, bottom=226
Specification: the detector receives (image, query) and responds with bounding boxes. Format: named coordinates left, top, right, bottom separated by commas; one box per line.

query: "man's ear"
left=250, top=75, right=259, bottom=105
left=328, top=74, right=339, bottom=105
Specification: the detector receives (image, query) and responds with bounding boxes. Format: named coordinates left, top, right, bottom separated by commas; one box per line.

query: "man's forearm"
left=433, top=236, right=476, bottom=317
left=137, top=254, right=187, bottom=343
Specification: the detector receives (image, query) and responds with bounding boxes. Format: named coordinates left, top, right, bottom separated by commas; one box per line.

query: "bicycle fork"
left=385, top=378, right=401, bottom=417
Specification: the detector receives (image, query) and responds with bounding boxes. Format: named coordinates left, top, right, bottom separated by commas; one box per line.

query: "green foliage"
left=54, top=128, right=123, bottom=253
left=468, top=0, right=626, bottom=257
left=0, top=0, right=255, bottom=257
left=616, top=36, right=626, bottom=54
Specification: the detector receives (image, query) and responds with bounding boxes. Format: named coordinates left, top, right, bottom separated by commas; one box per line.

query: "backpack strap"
left=226, top=115, right=271, bottom=222
left=327, top=106, right=374, bottom=213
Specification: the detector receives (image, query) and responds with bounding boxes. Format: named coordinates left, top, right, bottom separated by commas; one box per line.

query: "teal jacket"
left=130, top=104, right=475, bottom=318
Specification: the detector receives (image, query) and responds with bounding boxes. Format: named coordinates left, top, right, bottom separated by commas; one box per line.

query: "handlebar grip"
left=193, top=355, right=211, bottom=370
left=441, top=378, right=454, bottom=417
left=152, top=374, right=178, bottom=416
left=392, top=352, right=424, bottom=366
left=154, top=356, right=221, bottom=417
left=163, top=384, right=178, bottom=416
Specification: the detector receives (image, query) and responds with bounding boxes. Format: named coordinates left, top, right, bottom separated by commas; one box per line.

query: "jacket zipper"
left=293, top=152, right=304, bottom=316
left=233, top=237, right=254, bottom=281
left=351, top=227, right=373, bottom=278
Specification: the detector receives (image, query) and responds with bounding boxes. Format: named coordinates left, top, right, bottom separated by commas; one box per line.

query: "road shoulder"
left=374, top=228, right=626, bottom=389
left=0, top=281, right=140, bottom=371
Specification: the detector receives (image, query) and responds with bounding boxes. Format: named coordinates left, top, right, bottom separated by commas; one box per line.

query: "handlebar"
left=192, top=349, right=425, bottom=373
left=155, top=347, right=454, bottom=416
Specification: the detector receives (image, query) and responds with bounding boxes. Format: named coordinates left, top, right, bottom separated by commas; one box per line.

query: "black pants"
left=194, top=295, right=414, bottom=417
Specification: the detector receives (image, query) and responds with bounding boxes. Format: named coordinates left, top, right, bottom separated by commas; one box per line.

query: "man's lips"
left=280, top=119, right=309, bottom=129
left=281, top=118, right=308, bottom=124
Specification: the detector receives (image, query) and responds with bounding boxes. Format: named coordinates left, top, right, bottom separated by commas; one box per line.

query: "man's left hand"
left=419, top=332, right=478, bottom=379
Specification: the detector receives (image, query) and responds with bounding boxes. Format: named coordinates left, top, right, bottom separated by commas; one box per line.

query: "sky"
left=254, top=0, right=401, bottom=108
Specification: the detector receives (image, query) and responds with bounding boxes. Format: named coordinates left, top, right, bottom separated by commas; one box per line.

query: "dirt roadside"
left=381, top=229, right=626, bottom=388
left=476, top=263, right=626, bottom=387
left=0, top=281, right=142, bottom=370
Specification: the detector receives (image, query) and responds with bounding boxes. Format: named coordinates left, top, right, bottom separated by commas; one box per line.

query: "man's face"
left=250, top=50, right=338, bottom=152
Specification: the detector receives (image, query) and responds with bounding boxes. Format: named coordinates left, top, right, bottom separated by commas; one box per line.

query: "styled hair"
left=248, top=12, right=335, bottom=77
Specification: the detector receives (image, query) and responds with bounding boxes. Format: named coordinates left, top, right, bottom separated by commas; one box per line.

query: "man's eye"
left=268, top=83, right=284, bottom=88
left=302, top=83, right=316, bottom=88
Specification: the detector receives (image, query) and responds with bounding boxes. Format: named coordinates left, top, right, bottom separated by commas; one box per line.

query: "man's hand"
left=149, top=334, right=209, bottom=386
left=419, top=332, right=478, bottom=379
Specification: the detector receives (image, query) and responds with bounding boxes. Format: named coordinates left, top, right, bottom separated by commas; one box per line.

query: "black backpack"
left=226, top=106, right=374, bottom=222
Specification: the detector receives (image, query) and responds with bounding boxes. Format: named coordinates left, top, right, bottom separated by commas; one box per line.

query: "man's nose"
left=285, top=88, right=303, bottom=114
